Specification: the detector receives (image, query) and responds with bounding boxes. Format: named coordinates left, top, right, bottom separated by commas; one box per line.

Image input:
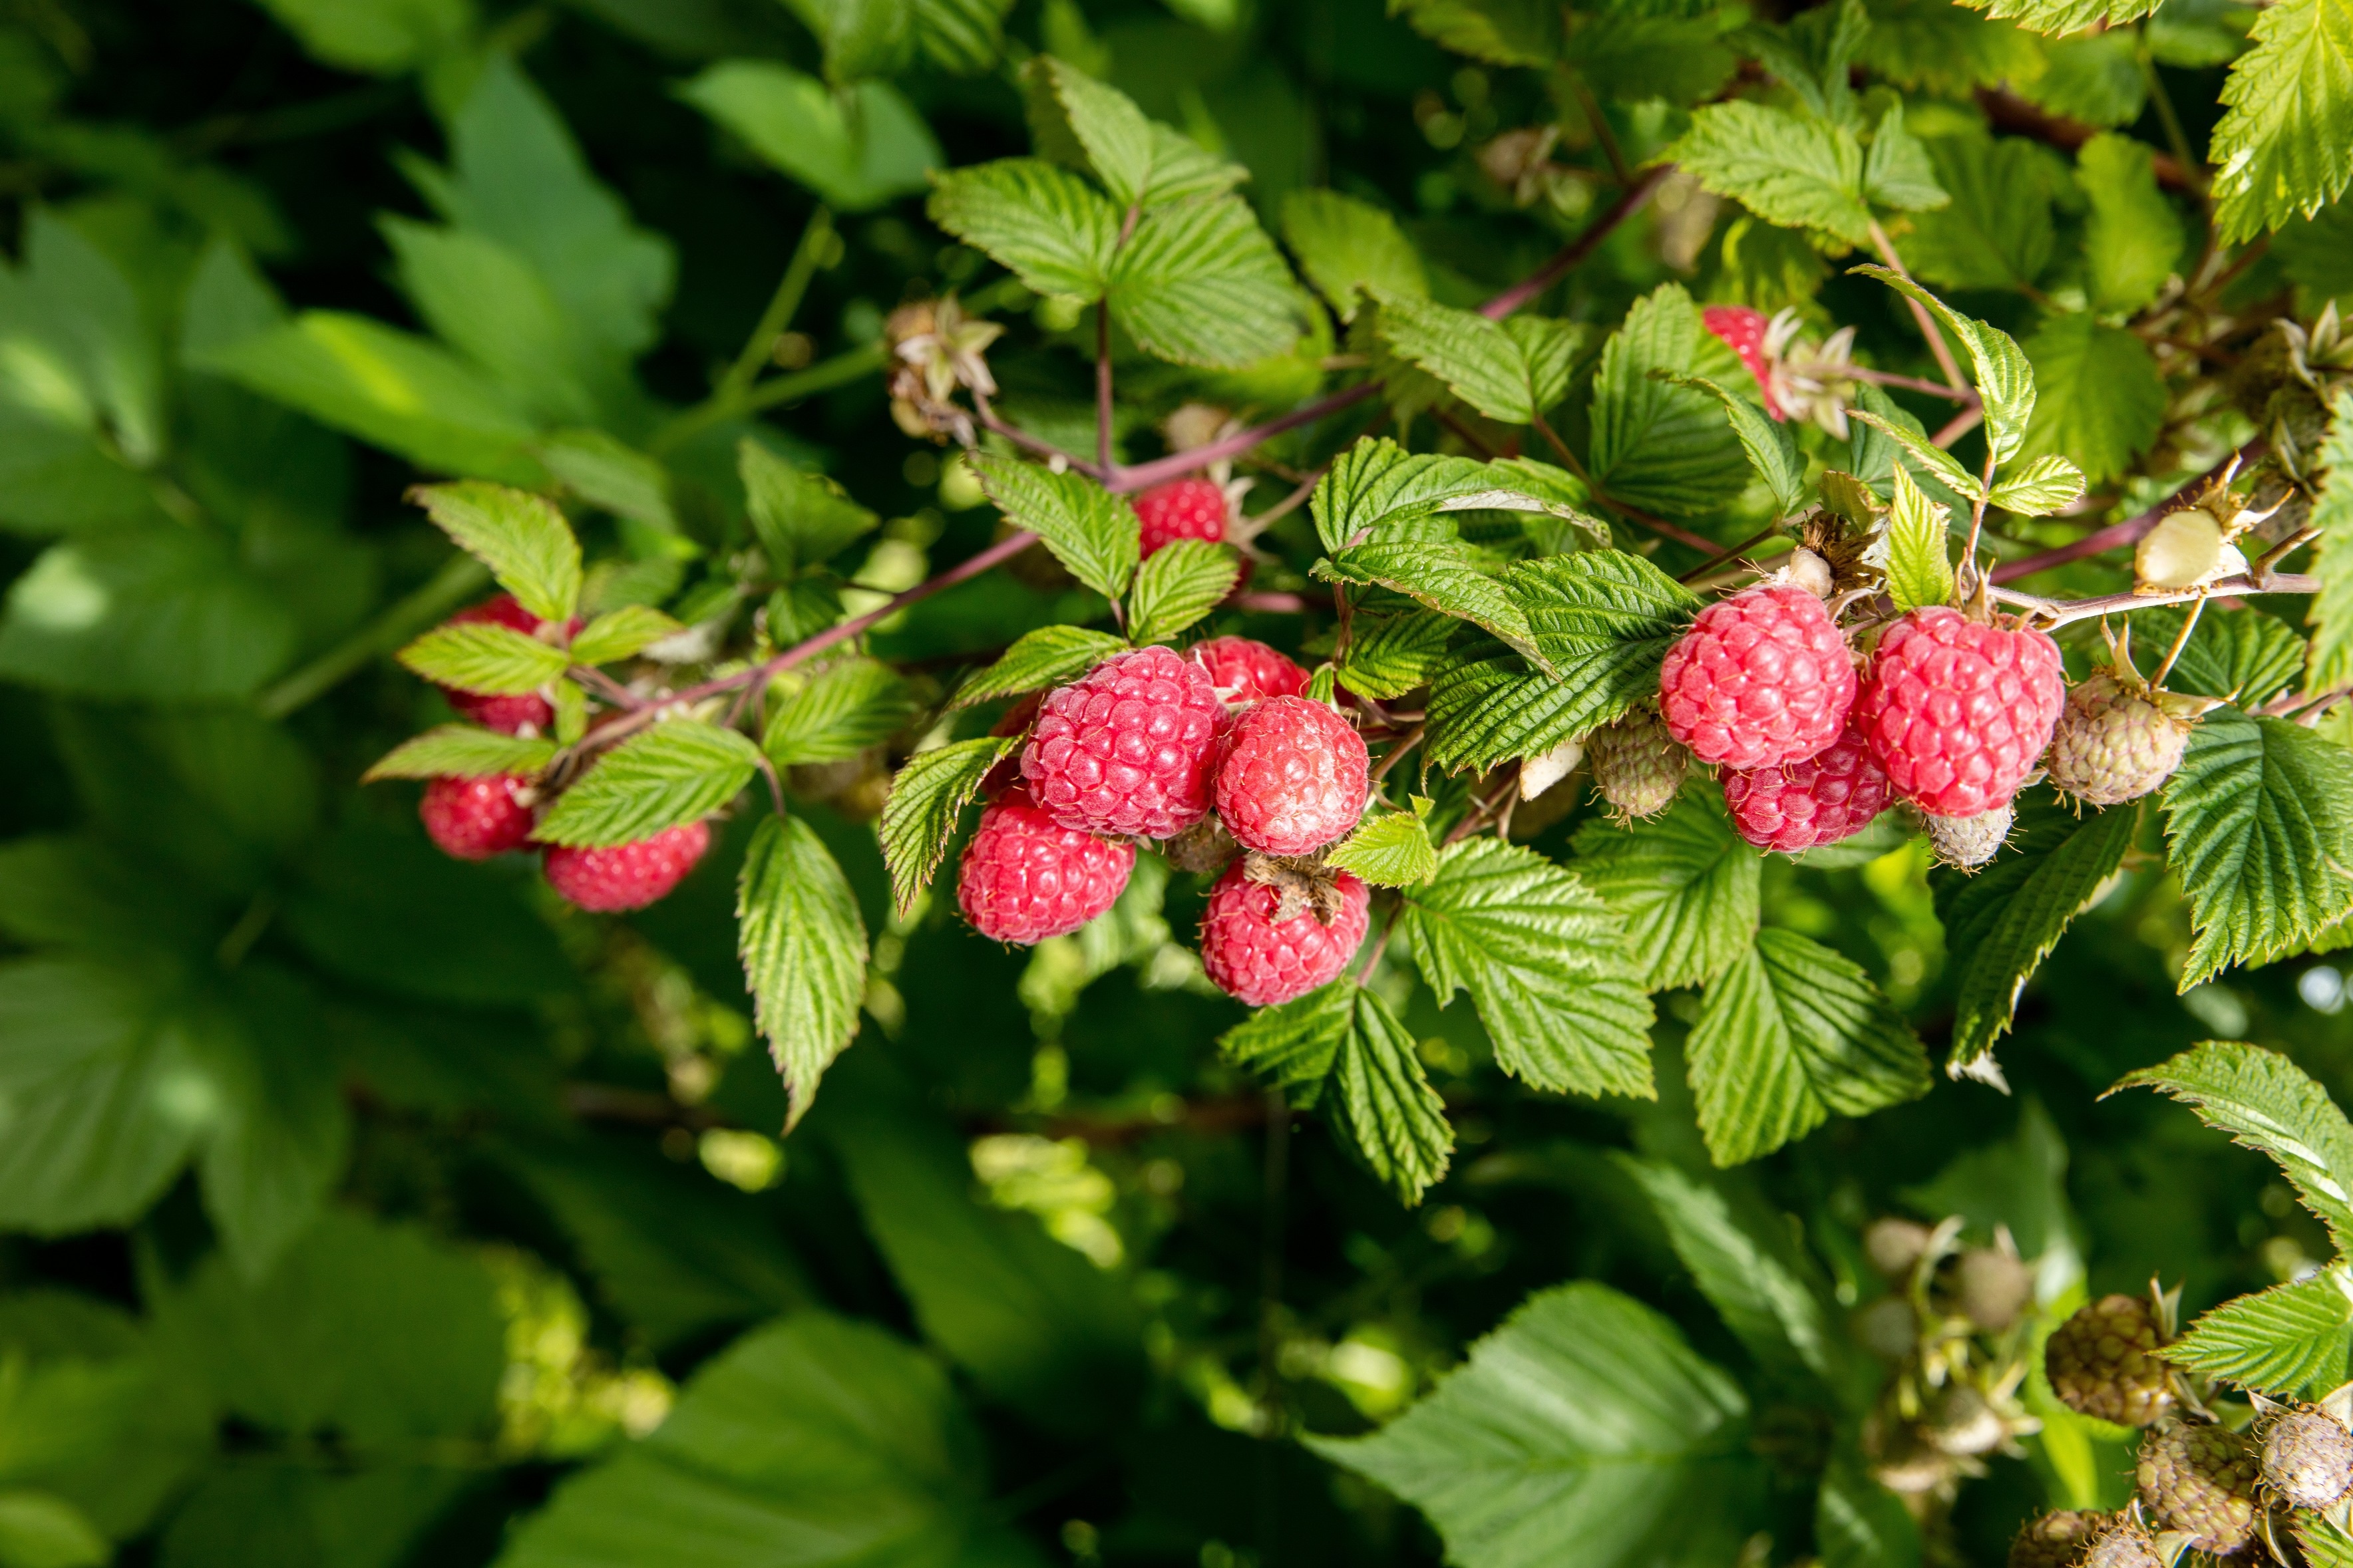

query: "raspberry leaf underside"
left=363, top=724, right=557, bottom=782
left=880, top=735, right=1021, bottom=916
left=737, top=814, right=868, bottom=1131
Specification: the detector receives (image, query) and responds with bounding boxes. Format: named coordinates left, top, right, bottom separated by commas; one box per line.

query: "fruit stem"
left=2149, top=590, right=2209, bottom=687
left=1986, top=571, right=2320, bottom=629
left=1368, top=724, right=1425, bottom=785
left=1867, top=218, right=1970, bottom=395
left=1356, top=902, right=1403, bottom=984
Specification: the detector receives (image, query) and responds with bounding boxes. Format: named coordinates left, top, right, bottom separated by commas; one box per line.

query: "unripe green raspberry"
left=2046, top=1294, right=2174, bottom=1426
left=2262, top=1406, right=2353, bottom=1508
left=2081, top=1517, right=2162, bottom=1568
left=1587, top=702, right=1688, bottom=819
left=2008, top=1509, right=2096, bottom=1568
left=2136, top=1423, right=2262, bottom=1554
left=2045, top=671, right=2198, bottom=807
left=1926, top=803, right=2013, bottom=871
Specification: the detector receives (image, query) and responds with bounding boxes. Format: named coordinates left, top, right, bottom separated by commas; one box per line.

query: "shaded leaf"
left=1571, top=792, right=1762, bottom=992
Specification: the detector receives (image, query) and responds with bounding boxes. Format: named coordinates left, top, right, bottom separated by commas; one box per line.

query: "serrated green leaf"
left=2160, top=708, right=2353, bottom=987
left=880, top=736, right=1019, bottom=915
left=1934, top=794, right=2137, bottom=1072
left=1281, top=190, right=1428, bottom=323
left=1668, top=373, right=1807, bottom=518
left=363, top=725, right=558, bottom=782
left=2079, top=132, right=2187, bottom=315
left=1339, top=610, right=1458, bottom=699
left=1326, top=812, right=1439, bottom=887
left=679, top=64, right=939, bottom=212
left=1587, top=283, right=1753, bottom=520
left=763, top=659, right=918, bottom=766
left=1901, top=130, right=2058, bottom=293
left=1884, top=462, right=1954, bottom=613
left=2306, top=391, right=2353, bottom=688
left=1846, top=408, right=1984, bottom=501
left=2168, top=1269, right=2353, bottom=1396
left=395, top=622, right=570, bottom=696
left=570, top=605, right=683, bottom=666
left=1317, top=524, right=1542, bottom=669
left=1860, top=98, right=1948, bottom=214
left=1688, top=928, right=1932, bottom=1166
left=1220, top=981, right=1354, bottom=1108
left=1109, top=196, right=1300, bottom=369
left=2209, top=0, right=2353, bottom=241
left=407, top=480, right=582, bottom=625
left=1663, top=102, right=1873, bottom=244
left=535, top=720, right=763, bottom=848
left=2115, top=1040, right=2353, bottom=1247
left=970, top=452, right=1139, bottom=601
left=737, top=815, right=868, bottom=1130
left=1572, top=791, right=1762, bottom=992
left=1332, top=986, right=1453, bottom=1205
left=2014, top=313, right=2167, bottom=485
left=1986, top=453, right=2087, bottom=516
left=1387, top=0, right=1560, bottom=63
left=2302, top=1516, right=2353, bottom=1568
left=1374, top=292, right=1538, bottom=424
left=1310, top=437, right=1602, bottom=554
left=2028, top=26, right=2148, bottom=124
left=740, top=438, right=878, bottom=572
left=1952, top=0, right=2161, bottom=35
left=1127, top=540, right=1240, bottom=645
left=950, top=625, right=1129, bottom=710
left=1400, top=839, right=1655, bottom=1098
left=2136, top=604, right=2308, bottom=706
left=1310, top=1282, right=1761, bottom=1568
left=1851, top=265, right=2037, bottom=466
left=926, top=157, right=1120, bottom=299
left=1859, top=0, right=2046, bottom=94
left=1022, top=56, right=1243, bottom=210
left=1504, top=317, right=1584, bottom=415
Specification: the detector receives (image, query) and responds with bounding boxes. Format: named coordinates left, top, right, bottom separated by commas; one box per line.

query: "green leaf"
left=381, top=218, right=600, bottom=428
left=1326, top=812, right=1439, bottom=887
left=2115, top=1040, right=2353, bottom=1246
left=2014, top=313, right=2167, bottom=485
left=0, top=1491, right=108, bottom=1568
left=2209, top=0, right=2353, bottom=241
left=2300, top=1516, right=2353, bottom=1568
left=568, top=605, right=681, bottom=666
left=1884, top=462, right=1954, bottom=612
left=1668, top=372, right=1807, bottom=518
left=534, top=720, right=763, bottom=848
left=1586, top=283, right=1753, bottom=519
left=1389, top=0, right=1560, bottom=63
left=1126, top=540, right=1240, bottom=645
left=1310, top=1282, right=1760, bottom=1568
left=2159, top=708, right=2353, bottom=986
left=2137, top=605, right=2308, bottom=706
left=1688, top=929, right=1932, bottom=1166
left=926, top=157, right=1120, bottom=299
left=1219, top=981, right=1355, bottom=1107
left=1108, top=195, right=1301, bottom=369
left=190, top=968, right=351, bottom=1280
left=763, top=659, right=918, bottom=766
left=949, top=625, right=1128, bottom=710
left=1986, top=453, right=2087, bottom=516
left=2306, top=391, right=2353, bottom=689
left=741, top=438, right=878, bottom=572
left=1662, top=102, right=1873, bottom=244
left=1846, top=408, right=1984, bottom=500
left=1310, top=437, right=1604, bottom=555
left=407, top=480, right=582, bottom=625
left=1851, top=265, right=2037, bottom=466
left=1401, top=839, right=1655, bottom=1099
left=1338, top=609, right=1457, bottom=699
left=880, top=736, right=1019, bottom=915
left=534, top=428, right=678, bottom=534
left=0, top=212, right=164, bottom=472
left=1316, top=525, right=1542, bottom=669
left=1373, top=292, right=1540, bottom=424
left=2079, top=132, right=2187, bottom=314
left=1571, top=791, right=1761, bottom=991
left=970, top=453, right=1139, bottom=601
left=2167, top=1269, right=2353, bottom=1396
left=395, top=621, right=570, bottom=695
left=1860, top=99, right=1949, bottom=214
left=1022, top=56, right=1244, bottom=209
left=679, top=63, right=939, bottom=212
left=1280, top=190, right=1427, bottom=323
left=0, top=532, right=297, bottom=702
left=1858, top=0, right=2044, bottom=97
left=776, top=0, right=913, bottom=81
left=1901, top=130, right=2058, bottom=292
left=1953, top=0, right=2162, bottom=35
left=738, top=816, right=868, bottom=1129
left=1817, top=1455, right=1924, bottom=1568
left=1331, top=986, right=1454, bottom=1205
left=1935, top=796, right=2138, bottom=1072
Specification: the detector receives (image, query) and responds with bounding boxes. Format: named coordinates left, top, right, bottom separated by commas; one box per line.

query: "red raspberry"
left=442, top=595, right=582, bottom=735
left=542, top=820, right=710, bottom=911
left=1199, top=863, right=1369, bottom=1007
left=1702, top=305, right=1787, bottom=420
left=1658, top=583, right=1857, bottom=770
left=1191, top=637, right=1308, bottom=705
left=1134, top=477, right=1228, bottom=557
left=1856, top=606, right=2065, bottom=818
left=1214, top=697, right=1369, bottom=856
left=1021, top=645, right=1227, bottom=839
left=1720, top=718, right=1891, bottom=853
left=956, top=788, right=1135, bottom=945
left=419, top=774, right=535, bottom=860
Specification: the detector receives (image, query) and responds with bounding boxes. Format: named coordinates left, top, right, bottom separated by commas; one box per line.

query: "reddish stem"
left=1989, top=442, right=2261, bottom=583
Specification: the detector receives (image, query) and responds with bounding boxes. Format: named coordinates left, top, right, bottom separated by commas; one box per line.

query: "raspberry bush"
left=9, top=3, right=2353, bottom=1566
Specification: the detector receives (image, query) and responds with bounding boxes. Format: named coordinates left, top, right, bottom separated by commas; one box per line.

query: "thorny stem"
left=976, top=392, right=1109, bottom=479
left=1481, top=166, right=1670, bottom=320
left=1096, top=297, right=1115, bottom=475
left=1868, top=218, right=1969, bottom=394
left=1574, top=80, right=1632, bottom=188
left=1957, top=449, right=2000, bottom=602
left=1991, top=442, right=2263, bottom=581
left=1357, top=903, right=1403, bottom=983
left=1989, top=571, right=2320, bottom=629
left=1931, top=403, right=1984, bottom=450
left=1840, top=363, right=1976, bottom=402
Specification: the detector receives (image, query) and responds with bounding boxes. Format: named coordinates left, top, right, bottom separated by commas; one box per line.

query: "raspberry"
left=1199, top=862, right=1369, bottom=1007
left=1855, top=606, right=2065, bottom=818
left=1134, top=477, right=1228, bottom=557
left=1021, top=646, right=1227, bottom=839
left=542, top=820, right=710, bottom=912
left=420, top=774, right=535, bottom=860
left=956, top=788, right=1135, bottom=945
left=442, top=595, right=582, bottom=735
left=2081, top=1519, right=2162, bottom=1568
left=1586, top=703, right=1688, bottom=819
left=1658, top=583, right=1857, bottom=771
left=2045, top=671, right=2197, bottom=807
left=1191, top=637, right=1309, bottom=705
left=2262, top=1406, right=2353, bottom=1508
left=2046, top=1295, right=2174, bottom=1428
left=1926, top=804, right=2013, bottom=870
left=1720, top=718, right=1891, bottom=852
left=2137, top=1423, right=2261, bottom=1555
left=1703, top=304, right=1787, bottom=420
left=1214, top=697, right=1369, bottom=856
left=1954, top=1247, right=2033, bottom=1334
left=2008, top=1509, right=2097, bottom=1568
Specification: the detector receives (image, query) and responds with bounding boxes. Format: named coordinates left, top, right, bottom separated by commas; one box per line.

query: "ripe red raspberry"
left=1021, top=645, right=1226, bottom=839
left=1702, top=304, right=1787, bottom=420
left=956, top=788, right=1135, bottom=945
left=1720, top=718, right=1891, bottom=852
left=542, top=820, right=710, bottom=912
left=420, top=774, right=535, bottom=860
left=442, top=595, right=582, bottom=735
left=1214, top=697, right=1369, bottom=856
left=1658, top=583, right=1857, bottom=770
left=1191, top=637, right=1308, bottom=705
left=1134, top=477, right=1228, bottom=557
left=1199, top=863, right=1369, bottom=1007
left=1855, top=607, right=2064, bottom=818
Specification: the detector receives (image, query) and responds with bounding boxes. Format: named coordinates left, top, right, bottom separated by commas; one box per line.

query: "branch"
left=976, top=393, right=1109, bottom=480
left=1989, top=571, right=2319, bottom=629
left=1480, top=165, right=1670, bottom=321
left=1868, top=218, right=1968, bottom=394
left=1975, top=88, right=2197, bottom=192
left=1990, top=442, right=2262, bottom=583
